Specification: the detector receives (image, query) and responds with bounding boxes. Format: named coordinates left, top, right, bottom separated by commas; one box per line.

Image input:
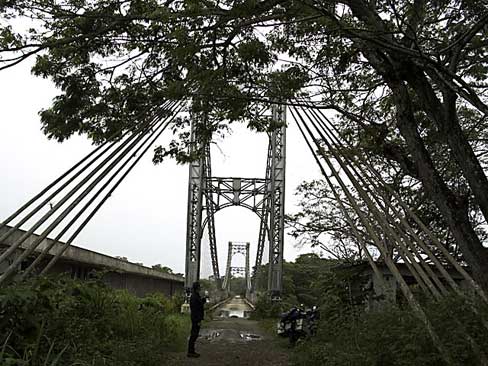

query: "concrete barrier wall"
left=0, top=226, right=184, bottom=298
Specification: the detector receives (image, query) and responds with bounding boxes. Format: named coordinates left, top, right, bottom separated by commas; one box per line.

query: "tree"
left=151, top=264, right=174, bottom=274
left=228, top=275, right=247, bottom=296
left=287, top=180, right=374, bottom=263
left=1, top=1, right=488, bottom=288
left=288, top=172, right=488, bottom=266
left=254, top=254, right=336, bottom=307
left=274, top=1, right=488, bottom=289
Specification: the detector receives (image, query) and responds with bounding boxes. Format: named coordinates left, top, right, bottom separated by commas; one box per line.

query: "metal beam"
left=222, top=241, right=251, bottom=293
left=268, top=104, right=286, bottom=299
left=185, top=117, right=204, bottom=292
left=185, top=104, right=287, bottom=300
left=203, top=143, right=221, bottom=286
left=251, top=144, right=272, bottom=292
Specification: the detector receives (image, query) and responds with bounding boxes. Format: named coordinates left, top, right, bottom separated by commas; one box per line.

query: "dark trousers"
left=188, top=321, right=201, bottom=353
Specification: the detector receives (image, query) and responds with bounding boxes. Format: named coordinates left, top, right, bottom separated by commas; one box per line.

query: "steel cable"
left=303, top=103, right=488, bottom=365
left=300, top=102, right=452, bottom=295
left=299, top=105, right=445, bottom=298
left=297, top=98, right=487, bottom=302
left=21, top=101, right=185, bottom=278
left=0, top=106, right=165, bottom=264
left=0, top=102, right=180, bottom=284
left=0, top=102, right=172, bottom=257
left=289, top=107, right=388, bottom=291
left=294, top=105, right=439, bottom=298
left=0, top=104, right=167, bottom=233
left=290, top=105, right=455, bottom=366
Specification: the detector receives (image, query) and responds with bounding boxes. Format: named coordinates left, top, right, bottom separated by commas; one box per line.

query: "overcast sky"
left=0, top=61, right=323, bottom=277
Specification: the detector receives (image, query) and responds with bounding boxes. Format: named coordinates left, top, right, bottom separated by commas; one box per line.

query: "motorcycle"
left=277, top=305, right=319, bottom=346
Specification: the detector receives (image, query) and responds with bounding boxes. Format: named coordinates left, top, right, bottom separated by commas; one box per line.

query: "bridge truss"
left=222, top=242, right=250, bottom=294
left=185, top=104, right=286, bottom=299
left=1, top=97, right=487, bottom=363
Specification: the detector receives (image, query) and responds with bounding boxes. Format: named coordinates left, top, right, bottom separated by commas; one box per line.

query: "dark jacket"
left=190, top=291, right=206, bottom=323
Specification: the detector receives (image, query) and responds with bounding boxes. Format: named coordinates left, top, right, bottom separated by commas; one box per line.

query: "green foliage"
left=0, top=0, right=306, bottom=146
left=151, top=264, right=174, bottom=274
left=293, top=294, right=488, bottom=366
left=0, top=275, right=189, bottom=366
left=293, top=305, right=440, bottom=366
left=290, top=268, right=488, bottom=366
left=288, top=179, right=377, bottom=261
left=252, top=254, right=338, bottom=319
left=252, top=293, right=284, bottom=319
left=228, top=276, right=247, bottom=297
left=253, top=255, right=488, bottom=365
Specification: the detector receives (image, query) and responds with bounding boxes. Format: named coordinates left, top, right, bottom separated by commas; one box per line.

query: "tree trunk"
left=405, top=68, right=488, bottom=225
left=388, top=78, right=488, bottom=291
left=341, top=1, right=488, bottom=290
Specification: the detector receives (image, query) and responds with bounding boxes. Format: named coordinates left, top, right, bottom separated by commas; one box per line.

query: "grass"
left=0, top=275, right=190, bottom=366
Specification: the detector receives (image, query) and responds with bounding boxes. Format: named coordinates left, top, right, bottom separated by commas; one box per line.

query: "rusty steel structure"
left=184, top=104, right=287, bottom=299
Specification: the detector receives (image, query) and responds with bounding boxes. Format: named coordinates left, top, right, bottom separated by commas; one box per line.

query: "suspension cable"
left=299, top=105, right=444, bottom=298
left=0, top=102, right=172, bottom=256
left=0, top=104, right=163, bottom=231
left=289, top=107, right=388, bottom=291
left=302, top=103, right=452, bottom=294
left=295, top=105, right=440, bottom=299
left=20, top=101, right=186, bottom=278
left=290, top=105, right=454, bottom=366
left=300, top=99, right=487, bottom=302
left=0, top=102, right=180, bottom=284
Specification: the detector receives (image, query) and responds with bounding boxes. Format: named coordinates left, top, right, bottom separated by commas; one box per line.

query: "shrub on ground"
left=291, top=271, right=488, bottom=366
left=0, top=275, right=189, bottom=366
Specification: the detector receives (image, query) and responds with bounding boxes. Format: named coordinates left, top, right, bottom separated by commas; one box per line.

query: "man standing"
left=188, top=281, right=206, bottom=358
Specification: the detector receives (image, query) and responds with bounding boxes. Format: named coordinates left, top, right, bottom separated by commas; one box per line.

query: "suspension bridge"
left=1, top=100, right=488, bottom=365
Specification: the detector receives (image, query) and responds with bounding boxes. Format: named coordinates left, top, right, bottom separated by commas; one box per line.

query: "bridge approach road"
left=168, top=296, right=290, bottom=365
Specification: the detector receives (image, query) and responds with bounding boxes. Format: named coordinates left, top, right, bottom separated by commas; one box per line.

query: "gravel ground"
left=166, top=310, right=291, bottom=365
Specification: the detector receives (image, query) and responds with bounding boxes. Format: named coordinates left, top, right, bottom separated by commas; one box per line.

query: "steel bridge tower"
left=184, top=105, right=286, bottom=299
left=222, top=242, right=250, bottom=294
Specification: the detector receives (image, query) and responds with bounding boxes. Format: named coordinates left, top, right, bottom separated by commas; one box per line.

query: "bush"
left=251, top=293, right=285, bottom=319
left=291, top=273, right=488, bottom=366
left=0, top=275, right=190, bottom=366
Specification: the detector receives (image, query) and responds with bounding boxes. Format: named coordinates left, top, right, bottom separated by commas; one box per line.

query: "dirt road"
left=167, top=297, right=291, bottom=366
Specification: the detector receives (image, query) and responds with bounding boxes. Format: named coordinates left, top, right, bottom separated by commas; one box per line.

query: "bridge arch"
left=201, top=202, right=264, bottom=229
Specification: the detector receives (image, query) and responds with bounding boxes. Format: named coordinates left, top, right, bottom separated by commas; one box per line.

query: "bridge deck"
left=213, top=296, right=254, bottom=319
